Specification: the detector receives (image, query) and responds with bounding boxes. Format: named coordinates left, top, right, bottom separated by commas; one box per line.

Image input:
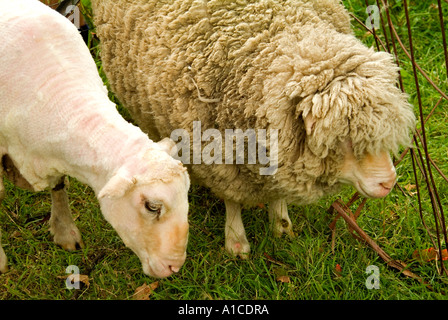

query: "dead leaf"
left=57, top=273, right=90, bottom=288
left=334, top=264, right=343, bottom=278
left=75, top=274, right=90, bottom=287
left=412, top=247, right=448, bottom=262
left=276, top=275, right=291, bottom=283
left=273, top=265, right=290, bottom=283
left=133, top=281, right=159, bottom=300
left=403, top=184, right=417, bottom=196
left=404, top=184, right=416, bottom=192
left=443, top=250, right=448, bottom=260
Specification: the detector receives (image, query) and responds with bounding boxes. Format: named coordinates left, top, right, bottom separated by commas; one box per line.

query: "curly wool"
left=92, top=0, right=415, bottom=206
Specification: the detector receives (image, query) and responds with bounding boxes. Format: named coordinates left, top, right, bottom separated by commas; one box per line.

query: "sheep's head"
left=97, top=139, right=190, bottom=278
left=336, top=139, right=397, bottom=198
left=258, top=26, right=415, bottom=200
left=297, top=50, right=415, bottom=198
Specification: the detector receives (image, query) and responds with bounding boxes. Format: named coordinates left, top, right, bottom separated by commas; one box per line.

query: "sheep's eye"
left=144, top=200, right=162, bottom=216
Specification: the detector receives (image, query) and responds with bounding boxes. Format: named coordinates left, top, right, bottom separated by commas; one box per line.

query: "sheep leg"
left=0, top=229, right=7, bottom=273
left=0, top=166, right=4, bottom=202
left=49, top=177, right=84, bottom=251
left=2, top=154, right=34, bottom=191
left=0, top=165, right=8, bottom=273
left=268, top=199, right=295, bottom=237
left=224, top=200, right=250, bottom=259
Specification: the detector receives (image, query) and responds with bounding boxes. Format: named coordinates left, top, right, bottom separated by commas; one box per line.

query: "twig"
left=331, top=200, right=433, bottom=289
left=263, top=252, right=287, bottom=267
left=329, top=196, right=365, bottom=252
left=71, top=250, right=107, bottom=300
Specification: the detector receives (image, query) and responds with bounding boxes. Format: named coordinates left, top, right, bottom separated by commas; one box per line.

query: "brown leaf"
left=404, top=184, right=416, bottom=192
left=75, top=274, right=90, bottom=287
left=273, top=265, right=290, bottom=283
left=57, top=273, right=90, bottom=288
left=334, top=264, right=343, bottom=278
left=413, top=248, right=448, bottom=262
left=276, top=275, right=291, bottom=283
left=133, top=281, right=159, bottom=300
left=403, top=184, right=417, bottom=196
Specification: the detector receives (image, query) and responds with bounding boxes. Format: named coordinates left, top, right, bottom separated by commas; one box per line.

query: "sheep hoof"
left=0, top=263, right=8, bottom=274
left=272, top=218, right=296, bottom=238
left=225, top=237, right=250, bottom=259
left=51, top=226, right=84, bottom=251
left=0, top=248, right=8, bottom=273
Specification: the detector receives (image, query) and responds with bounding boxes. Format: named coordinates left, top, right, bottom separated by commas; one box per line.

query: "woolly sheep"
left=92, top=0, right=415, bottom=258
left=0, top=0, right=190, bottom=278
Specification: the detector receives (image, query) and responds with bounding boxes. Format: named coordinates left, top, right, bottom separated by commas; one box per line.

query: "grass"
left=1, top=0, right=448, bottom=300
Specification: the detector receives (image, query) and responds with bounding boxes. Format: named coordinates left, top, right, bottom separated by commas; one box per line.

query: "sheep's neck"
left=58, top=97, right=152, bottom=194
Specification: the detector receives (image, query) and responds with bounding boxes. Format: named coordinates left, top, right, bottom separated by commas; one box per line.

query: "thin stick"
left=403, top=0, right=448, bottom=276
left=331, top=200, right=431, bottom=288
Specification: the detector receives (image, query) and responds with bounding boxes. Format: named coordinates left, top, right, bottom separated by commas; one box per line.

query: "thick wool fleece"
left=92, top=0, right=415, bottom=206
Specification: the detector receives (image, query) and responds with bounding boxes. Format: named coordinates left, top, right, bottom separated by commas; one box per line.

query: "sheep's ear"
left=157, top=137, right=177, bottom=156
left=98, top=170, right=136, bottom=199
left=303, top=113, right=316, bottom=135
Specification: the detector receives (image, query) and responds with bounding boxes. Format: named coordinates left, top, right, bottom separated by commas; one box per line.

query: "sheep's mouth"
left=354, top=181, right=392, bottom=199
left=353, top=181, right=371, bottom=198
left=143, top=257, right=176, bottom=278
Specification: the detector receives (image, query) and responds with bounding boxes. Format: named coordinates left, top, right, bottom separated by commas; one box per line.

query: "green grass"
left=1, top=0, right=448, bottom=300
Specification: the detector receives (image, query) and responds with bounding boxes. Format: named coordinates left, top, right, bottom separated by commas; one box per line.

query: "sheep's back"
left=92, top=0, right=351, bottom=205
left=93, top=0, right=351, bottom=133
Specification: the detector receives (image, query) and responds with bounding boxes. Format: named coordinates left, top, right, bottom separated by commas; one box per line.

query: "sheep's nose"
left=167, top=254, right=186, bottom=274
left=380, top=172, right=396, bottom=189
left=169, top=265, right=180, bottom=273
left=374, top=178, right=396, bottom=198
left=379, top=180, right=395, bottom=191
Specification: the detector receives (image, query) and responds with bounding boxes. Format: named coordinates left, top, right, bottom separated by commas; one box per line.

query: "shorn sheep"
left=92, top=0, right=416, bottom=258
left=0, top=0, right=190, bottom=278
